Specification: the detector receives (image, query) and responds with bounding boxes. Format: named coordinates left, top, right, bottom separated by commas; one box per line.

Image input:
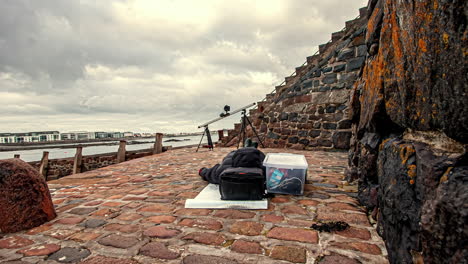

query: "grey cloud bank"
left=0, top=0, right=366, bottom=133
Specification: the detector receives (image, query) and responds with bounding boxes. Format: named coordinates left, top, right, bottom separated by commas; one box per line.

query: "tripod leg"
left=245, top=115, right=265, bottom=148
left=206, top=127, right=213, bottom=151
left=236, top=114, right=246, bottom=149
left=196, top=128, right=206, bottom=152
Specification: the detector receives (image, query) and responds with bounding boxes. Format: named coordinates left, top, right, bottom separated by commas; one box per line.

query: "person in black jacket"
left=199, top=139, right=265, bottom=184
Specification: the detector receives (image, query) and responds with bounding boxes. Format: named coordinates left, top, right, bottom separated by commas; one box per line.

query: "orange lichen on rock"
left=398, top=144, right=416, bottom=165
left=418, top=39, right=428, bottom=52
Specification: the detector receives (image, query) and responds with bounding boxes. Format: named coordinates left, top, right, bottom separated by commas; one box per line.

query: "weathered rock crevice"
left=349, top=0, right=467, bottom=263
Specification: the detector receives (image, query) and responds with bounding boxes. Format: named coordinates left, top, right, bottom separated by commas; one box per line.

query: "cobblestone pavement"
left=0, top=147, right=388, bottom=264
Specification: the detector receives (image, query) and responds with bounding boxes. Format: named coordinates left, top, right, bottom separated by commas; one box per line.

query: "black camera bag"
left=219, top=167, right=265, bottom=200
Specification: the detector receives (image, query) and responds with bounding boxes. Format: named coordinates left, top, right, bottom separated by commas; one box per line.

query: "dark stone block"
left=346, top=56, right=365, bottom=72
left=48, top=247, right=91, bottom=263
left=421, top=165, right=468, bottom=264
left=322, top=67, right=332, bottom=73
left=377, top=141, right=420, bottom=264
left=337, top=104, right=347, bottom=111
left=288, top=137, right=299, bottom=144
left=333, top=64, right=346, bottom=72
left=313, top=122, right=321, bottom=129
left=337, top=49, right=355, bottom=61
left=318, top=106, right=324, bottom=114
left=267, top=131, right=280, bottom=139
left=325, top=105, right=336, bottom=113
left=322, top=73, right=337, bottom=84
left=319, top=86, right=330, bottom=92
left=337, top=119, right=352, bottom=129
left=298, top=130, right=308, bottom=137
left=313, top=80, right=320, bottom=87
left=313, top=70, right=321, bottom=77
left=309, top=130, right=321, bottom=138
left=299, top=139, right=310, bottom=146
left=288, top=112, right=298, bottom=122
left=280, top=112, right=288, bottom=121
left=302, top=80, right=312, bottom=88
left=356, top=45, right=367, bottom=57
left=332, top=132, right=352, bottom=149
left=322, top=123, right=337, bottom=130
left=317, top=139, right=332, bottom=147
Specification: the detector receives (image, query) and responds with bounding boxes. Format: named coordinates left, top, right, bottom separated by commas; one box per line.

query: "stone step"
left=257, top=101, right=267, bottom=112
left=307, top=54, right=320, bottom=65
left=359, top=7, right=367, bottom=18
left=295, top=66, right=306, bottom=75
left=266, top=93, right=275, bottom=100
left=345, top=18, right=360, bottom=29
left=332, top=31, right=345, bottom=42
left=275, top=85, right=285, bottom=93
left=227, top=128, right=237, bottom=137
left=285, top=76, right=295, bottom=85
left=319, top=42, right=332, bottom=54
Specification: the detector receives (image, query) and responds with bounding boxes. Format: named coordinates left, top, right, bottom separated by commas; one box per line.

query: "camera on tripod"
left=196, top=103, right=264, bottom=152
left=219, top=105, right=231, bottom=117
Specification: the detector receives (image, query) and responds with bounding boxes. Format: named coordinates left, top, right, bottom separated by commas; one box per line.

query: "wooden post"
left=39, top=151, right=49, bottom=179
left=13, top=154, right=20, bottom=159
left=117, top=140, right=127, bottom=163
left=218, top=130, right=224, bottom=140
left=153, top=133, right=163, bottom=154
left=73, top=147, right=83, bottom=174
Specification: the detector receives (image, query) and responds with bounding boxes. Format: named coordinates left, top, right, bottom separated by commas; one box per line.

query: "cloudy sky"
left=0, top=0, right=366, bottom=134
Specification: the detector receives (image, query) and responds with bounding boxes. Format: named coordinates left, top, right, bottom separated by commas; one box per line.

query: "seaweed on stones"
left=310, top=221, right=350, bottom=232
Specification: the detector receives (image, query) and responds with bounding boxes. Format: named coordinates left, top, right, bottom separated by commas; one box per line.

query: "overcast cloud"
left=0, top=0, right=366, bottom=133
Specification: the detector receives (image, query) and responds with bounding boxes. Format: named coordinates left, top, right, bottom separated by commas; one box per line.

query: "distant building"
left=95, top=132, right=113, bottom=139
left=123, top=132, right=134, bottom=137
left=60, top=131, right=96, bottom=141
left=0, top=131, right=60, bottom=143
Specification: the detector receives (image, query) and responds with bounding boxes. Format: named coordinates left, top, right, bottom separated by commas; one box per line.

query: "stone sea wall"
left=28, top=148, right=154, bottom=180
left=220, top=8, right=369, bottom=150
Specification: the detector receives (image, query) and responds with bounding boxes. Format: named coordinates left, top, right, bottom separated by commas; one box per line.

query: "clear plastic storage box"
left=263, top=153, right=308, bottom=195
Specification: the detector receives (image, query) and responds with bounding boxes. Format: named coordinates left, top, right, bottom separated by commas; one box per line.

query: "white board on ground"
left=185, top=183, right=268, bottom=209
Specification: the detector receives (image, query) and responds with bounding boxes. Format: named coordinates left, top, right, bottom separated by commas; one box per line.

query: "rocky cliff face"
left=349, top=0, right=467, bottom=263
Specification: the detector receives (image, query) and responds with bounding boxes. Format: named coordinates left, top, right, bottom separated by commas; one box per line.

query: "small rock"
left=143, top=226, right=180, bottom=238
left=139, top=242, right=180, bottom=259
left=80, top=219, right=107, bottom=228
left=270, top=245, right=307, bottom=263
left=231, top=240, right=262, bottom=254
left=79, top=256, right=138, bottom=264
left=48, top=247, right=91, bottom=263
left=182, top=255, right=238, bottom=264
left=17, top=243, right=61, bottom=256
left=267, top=227, right=318, bottom=243
left=182, top=232, right=225, bottom=245
left=318, top=254, right=360, bottom=264
left=0, top=236, right=34, bottom=249
left=98, top=234, right=139, bottom=249
left=229, top=221, right=263, bottom=236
